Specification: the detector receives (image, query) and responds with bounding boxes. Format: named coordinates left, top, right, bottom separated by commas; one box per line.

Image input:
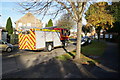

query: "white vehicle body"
left=18, top=28, right=63, bottom=51
left=35, top=31, right=62, bottom=49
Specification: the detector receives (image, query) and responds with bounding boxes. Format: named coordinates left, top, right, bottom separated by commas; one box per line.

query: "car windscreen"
left=21, top=30, right=30, bottom=35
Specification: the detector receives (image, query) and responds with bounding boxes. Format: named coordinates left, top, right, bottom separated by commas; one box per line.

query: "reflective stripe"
left=19, top=30, right=36, bottom=50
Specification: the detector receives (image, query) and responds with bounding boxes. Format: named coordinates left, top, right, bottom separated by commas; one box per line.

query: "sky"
left=0, top=2, right=56, bottom=28
left=0, top=0, right=113, bottom=31
left=0, top=2, right=23, bottom=27
left=0, top=0, right=88, bottom=30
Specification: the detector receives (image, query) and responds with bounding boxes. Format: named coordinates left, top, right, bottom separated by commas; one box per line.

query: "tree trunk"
left=74, top=21, right=82, bottom=60
left=97, top=31, right=100, bottom=41
left=96, top=26, right=101, bottom=41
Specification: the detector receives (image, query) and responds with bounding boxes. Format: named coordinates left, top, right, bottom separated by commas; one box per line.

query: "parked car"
left=0, top=40, right=13, bottom=52
left=81, top=36, right=92, bottom=45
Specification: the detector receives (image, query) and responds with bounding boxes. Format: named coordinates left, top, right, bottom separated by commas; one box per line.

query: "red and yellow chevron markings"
left=18, top=30, right=36, bottom=50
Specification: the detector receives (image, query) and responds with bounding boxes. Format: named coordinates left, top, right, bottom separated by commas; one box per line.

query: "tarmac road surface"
left=2, top=43, right=76, bottom=76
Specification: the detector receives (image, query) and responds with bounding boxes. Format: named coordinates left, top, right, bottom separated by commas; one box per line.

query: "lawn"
left=55, top=40, right=107, bottom=64
left=82, top=40, right=107, bottom=56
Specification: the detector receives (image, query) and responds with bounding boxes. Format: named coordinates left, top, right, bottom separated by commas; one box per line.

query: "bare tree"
left=55, top=13, right=75, bottom=30
left=19, top=0, right=87, bottom=60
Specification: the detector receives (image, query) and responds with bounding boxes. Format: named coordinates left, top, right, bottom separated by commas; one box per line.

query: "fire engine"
left=18, top=26, right=70, bottom=51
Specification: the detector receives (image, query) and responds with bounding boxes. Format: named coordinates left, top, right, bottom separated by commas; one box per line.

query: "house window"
left=23, top=24, right=26, bottom=26
left=18, top=23, right=22, bottom=27
left=27, top=23, right=31, bottom=26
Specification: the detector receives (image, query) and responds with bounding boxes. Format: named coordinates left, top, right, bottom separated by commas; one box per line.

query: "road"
left=1, top=43, right=76, bottom=77
left=90, top=42, right=119, bottom=78
left=82, top=42, right=119, bottom=78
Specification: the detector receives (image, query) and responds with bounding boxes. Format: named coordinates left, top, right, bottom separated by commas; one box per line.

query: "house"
left=0, top=27, right=18, bottom=44
left=0, top=28, right=8, bottom=42
left=15, top=12, right=43, bottom=30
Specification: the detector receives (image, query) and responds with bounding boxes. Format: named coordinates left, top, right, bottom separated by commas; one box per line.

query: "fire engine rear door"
left=35, top=31, right=45, bottom=49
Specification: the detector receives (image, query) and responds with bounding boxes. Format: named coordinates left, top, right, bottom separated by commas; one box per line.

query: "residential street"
left=1, top=0, right=120, bottom=79
left=2, top=41, right=120, bottom=78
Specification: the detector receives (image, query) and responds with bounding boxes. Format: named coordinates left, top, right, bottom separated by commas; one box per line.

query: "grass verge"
left=56, top=40, right=107, bottom=65
left=82, top=40, right=107, bottom=56
left=55, top=51, right=98, bottom=64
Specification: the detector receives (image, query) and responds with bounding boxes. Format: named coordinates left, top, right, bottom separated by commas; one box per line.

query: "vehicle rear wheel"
left=44, top=43, right=53, bottom=52
left=64, top=41, right=69, bottom=47
left=6, top=47, right=12, bottom=53
left=63, top=40, right=69, bottom=47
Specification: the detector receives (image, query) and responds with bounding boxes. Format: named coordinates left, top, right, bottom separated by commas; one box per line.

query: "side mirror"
left=68, top=31, right=70, bottom=36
